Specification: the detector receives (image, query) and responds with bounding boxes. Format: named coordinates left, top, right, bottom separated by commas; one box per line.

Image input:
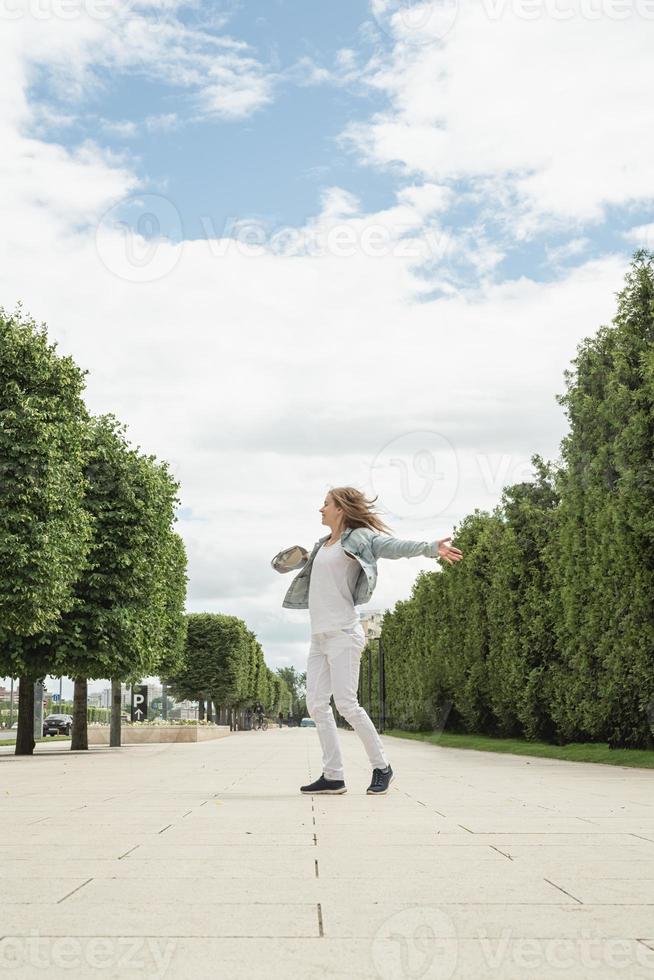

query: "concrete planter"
left=88, top=725, right=231, bottom=745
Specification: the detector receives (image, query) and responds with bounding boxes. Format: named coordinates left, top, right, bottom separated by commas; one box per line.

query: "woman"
left=271, top=486, right=463, bottom=796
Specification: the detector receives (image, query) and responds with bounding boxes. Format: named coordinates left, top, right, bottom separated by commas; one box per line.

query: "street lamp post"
left=367, top=645, right=372, bottom=722
left=378, top=635, right=385, bottom=734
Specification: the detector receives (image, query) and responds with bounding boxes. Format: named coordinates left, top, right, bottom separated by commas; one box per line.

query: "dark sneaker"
left=366, top=764, right=393, bottom=795
left=300, top=773, right=346, bottom=794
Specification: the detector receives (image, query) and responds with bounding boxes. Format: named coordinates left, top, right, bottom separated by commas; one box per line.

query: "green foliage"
left=5, top=413, right=188, bottom=689
left=275, top=666, right=304, bottom=715
left=0, top=305, right=92, bottom=662
left=380, top=251, right=654, bottom=750
left=165, top=613, right=290, bottom=714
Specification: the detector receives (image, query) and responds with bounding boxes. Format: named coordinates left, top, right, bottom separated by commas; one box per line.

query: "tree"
left=166, top=614, right=290, bottom=727
left=0, top=306, right=92, bottom=754
left=552, top=251, right=654, bottom=747
left=15, top=414, right=186, bottom=750
left=165, top=613, right=250, bottom=719
left=486, top=456, right=560, bottom=741
left=276, top=666, right=305, bottom=716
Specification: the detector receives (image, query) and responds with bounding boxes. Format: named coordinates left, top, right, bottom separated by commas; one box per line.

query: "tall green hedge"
left=378, top=251, right=654, bottom=750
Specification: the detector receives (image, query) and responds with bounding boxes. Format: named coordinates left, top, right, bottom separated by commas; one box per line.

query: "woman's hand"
left=436, top=536, right=464, bottom=565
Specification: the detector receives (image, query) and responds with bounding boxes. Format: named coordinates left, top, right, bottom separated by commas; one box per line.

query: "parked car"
left=42, top=713, right=73, bottom=737
left=300, top=717, right=316, bottom=728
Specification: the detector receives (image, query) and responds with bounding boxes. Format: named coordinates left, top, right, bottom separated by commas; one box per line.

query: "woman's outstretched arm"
left=370, top=533, right=463, bottom=566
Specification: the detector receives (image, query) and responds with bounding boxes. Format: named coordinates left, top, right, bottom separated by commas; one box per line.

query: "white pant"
left=305, top=622, right=389, bottom=781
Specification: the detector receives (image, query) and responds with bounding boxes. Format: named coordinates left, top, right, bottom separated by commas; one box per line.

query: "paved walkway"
left=1, top=728, right=654, bottom=979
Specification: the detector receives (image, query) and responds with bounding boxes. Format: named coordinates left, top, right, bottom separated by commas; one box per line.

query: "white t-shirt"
left=308, top=538, right=361, bottom=633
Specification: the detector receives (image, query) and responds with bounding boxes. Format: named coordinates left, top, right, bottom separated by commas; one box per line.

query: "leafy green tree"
left=14, top=414, right=186, bottom=750
left=0, top=306, right=92, bottom=754
left=276, top=666, right=305, bottom=717
left=552, top=251, right=654, bottom=747
left=486, top=456, right=560, bottom=741
left=165, top=613, right=250, bottom=718
left=166, top=613, right=290, bottom=726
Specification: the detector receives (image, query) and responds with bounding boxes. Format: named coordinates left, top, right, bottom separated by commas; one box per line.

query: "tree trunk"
left=162, top=682, right=168, bottom=721
left=110, top=678, right=121, bottom=747
left=198, top=699, right=205, bottom=721
left=71, top=677, right=88, bottom=750
left=15, top=675, right=35, bottom=756
left=206, top=699, right=213, bottom=723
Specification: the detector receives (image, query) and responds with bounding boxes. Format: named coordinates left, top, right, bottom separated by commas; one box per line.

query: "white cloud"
left=2, top=1, right=276, bottom=131
left=100, top=118, right=139, bottom=138
left=624, top=223, right=654, bottom=250
left=347, top=1, right=654, bottom=228
left=396, top=182, right=453, bottom=215
left=545, top=237, right=591, bottom=265
left=145, top=111, right=179, bottom=131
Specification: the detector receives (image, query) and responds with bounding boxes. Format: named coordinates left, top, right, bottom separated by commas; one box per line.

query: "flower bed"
left=88, top=723, right=231, bottom=744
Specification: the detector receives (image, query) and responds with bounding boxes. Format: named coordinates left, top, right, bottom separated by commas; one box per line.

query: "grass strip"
left=384, top=729, right=654, bottom=769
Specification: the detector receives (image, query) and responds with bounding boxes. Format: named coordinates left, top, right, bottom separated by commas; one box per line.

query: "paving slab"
left=1, top=727, right=653, bottom=978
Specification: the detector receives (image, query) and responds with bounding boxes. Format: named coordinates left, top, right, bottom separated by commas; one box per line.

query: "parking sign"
left=131, top=685, right=148, bottom=722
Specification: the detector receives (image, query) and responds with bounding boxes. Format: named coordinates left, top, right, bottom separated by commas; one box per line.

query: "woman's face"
left=319, top=493, right=343, bottom=526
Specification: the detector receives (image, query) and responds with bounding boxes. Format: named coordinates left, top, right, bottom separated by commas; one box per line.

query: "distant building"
left=97, top=685, right=130, bottom=709
left=171, top=700, right=198, bottom=721
left=95, top=683, right=161, bottom=710
left=0, top=686, right=19, bottom=703
left=359, top=610, right=384, bottom=640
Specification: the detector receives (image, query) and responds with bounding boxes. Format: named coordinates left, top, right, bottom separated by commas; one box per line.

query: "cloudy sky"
left=2, top=0, right=652, bottom=698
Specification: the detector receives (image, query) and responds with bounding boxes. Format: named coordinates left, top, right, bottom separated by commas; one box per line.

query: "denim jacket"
left=275, top=525, right=440, bottom=609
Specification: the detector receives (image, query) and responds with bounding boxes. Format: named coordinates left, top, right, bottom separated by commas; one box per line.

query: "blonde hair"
left=327, top=486, right=393, bottom=534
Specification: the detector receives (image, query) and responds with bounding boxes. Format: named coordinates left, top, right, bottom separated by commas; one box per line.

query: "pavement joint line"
left=489, top=845, right=513, bottom=861
left=630, top=834, right=654, bottom=845
left=317, top=903, right=324, bottom=937
left=543, top=878, right=583, bottom=904
left=0, top=932, right=650, bottom=940
left=458, top=825, right=474, bottom=833
left=117, top=845, right=140, bottom=860
left=314, top=859, right=319, bottom=878
left=157, top=824, right=172, bottom=834
left=0, top=934, right=340, bottom=939
left=56, top=878, right=93, bottom=904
